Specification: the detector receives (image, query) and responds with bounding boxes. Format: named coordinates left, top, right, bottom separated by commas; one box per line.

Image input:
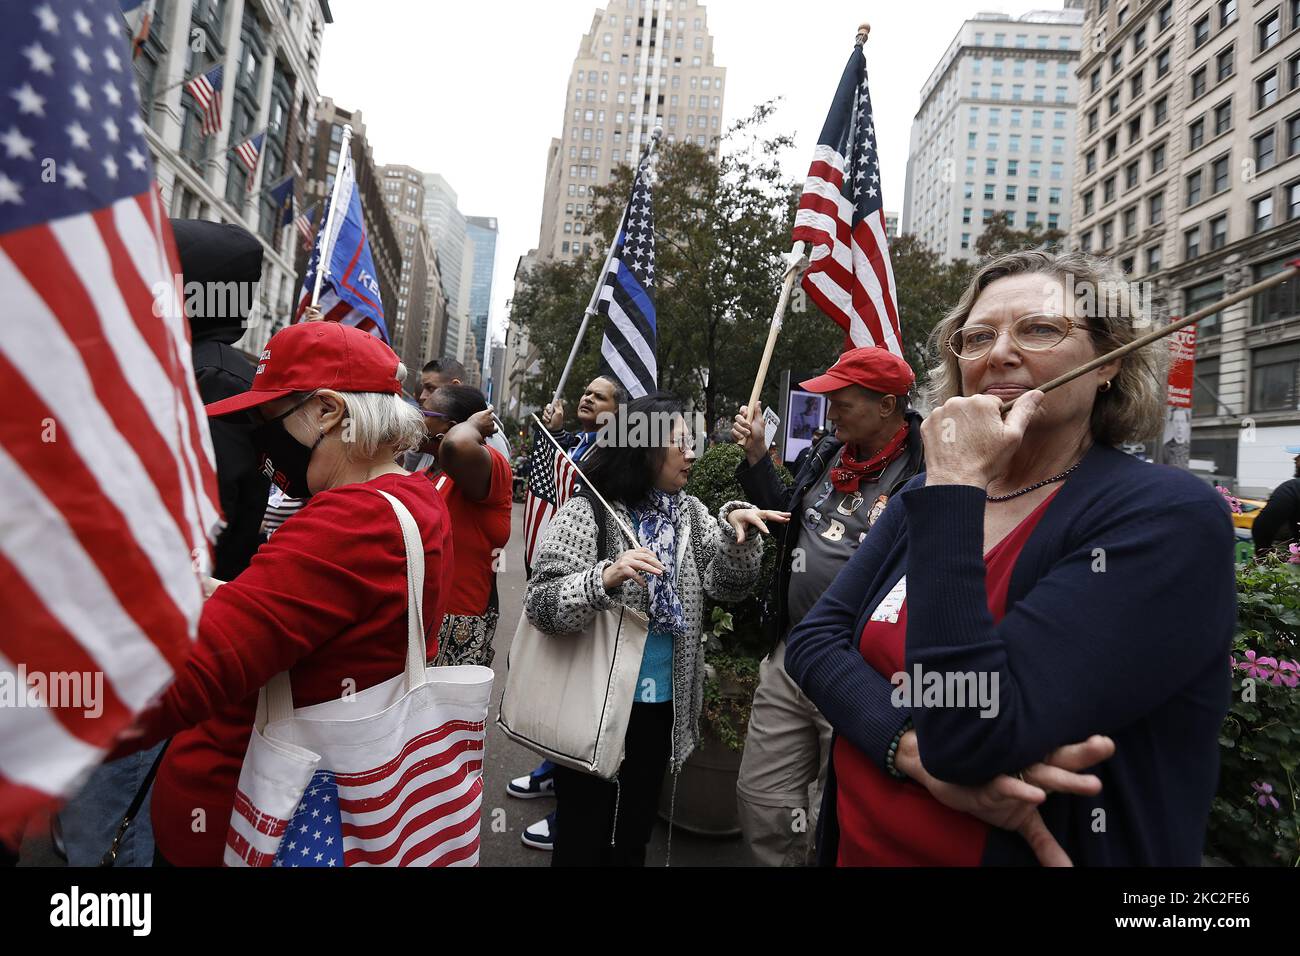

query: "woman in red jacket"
left=115, top=321, right=453, bottom=867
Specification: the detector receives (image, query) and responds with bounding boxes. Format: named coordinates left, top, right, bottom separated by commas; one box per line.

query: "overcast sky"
left=317, top=1, right=1057, bottom=352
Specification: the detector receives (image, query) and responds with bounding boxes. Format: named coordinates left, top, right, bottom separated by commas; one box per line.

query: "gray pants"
left=736, top=640, right=833, bottom=866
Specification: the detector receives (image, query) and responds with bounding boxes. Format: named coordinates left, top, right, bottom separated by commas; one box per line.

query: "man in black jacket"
left=731, top=348, right=924, bottom=866
left=1252, top=445, right=1300, bottom=555
left=173, top=219, right=271, bottom=580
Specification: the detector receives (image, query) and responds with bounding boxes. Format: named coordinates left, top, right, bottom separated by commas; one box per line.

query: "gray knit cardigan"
left=523, top=493, right=763, bottom=772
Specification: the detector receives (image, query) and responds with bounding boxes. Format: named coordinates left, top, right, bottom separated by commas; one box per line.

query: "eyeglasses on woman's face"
left=948, top=313, right=1094, bottom=361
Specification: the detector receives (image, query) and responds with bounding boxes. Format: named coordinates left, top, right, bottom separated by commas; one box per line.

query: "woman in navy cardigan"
left=786, top=251, right=1236, bottom=866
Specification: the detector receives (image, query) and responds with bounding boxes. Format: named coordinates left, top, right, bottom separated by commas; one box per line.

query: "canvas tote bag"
left=223, top=490, right=494, bottom=867
left=498, top=498, right=691, bottom=781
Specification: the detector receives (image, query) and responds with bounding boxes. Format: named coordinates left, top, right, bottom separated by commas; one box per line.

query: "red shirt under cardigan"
left=134, top=472, right=453, bottom=867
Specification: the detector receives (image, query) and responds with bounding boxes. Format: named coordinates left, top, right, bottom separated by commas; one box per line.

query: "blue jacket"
left=785, top=443, right=1236, bottom=866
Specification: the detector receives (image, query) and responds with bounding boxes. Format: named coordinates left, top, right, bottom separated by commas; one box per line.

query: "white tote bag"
left=498, top=500, right=691, bottom=780
left=223, top=490, right=494, bottom=867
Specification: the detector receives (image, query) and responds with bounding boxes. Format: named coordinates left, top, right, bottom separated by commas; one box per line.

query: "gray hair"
left=923, top=250, right=1166, bottom=446
left=335, top=362, right=427, bottom=461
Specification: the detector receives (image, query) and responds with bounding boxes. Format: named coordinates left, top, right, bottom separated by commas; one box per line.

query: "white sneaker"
left=520, top=811, right=556, bottom=851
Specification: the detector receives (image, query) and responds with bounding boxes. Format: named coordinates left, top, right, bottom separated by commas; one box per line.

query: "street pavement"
left=19, top=501, right=754, bottom=868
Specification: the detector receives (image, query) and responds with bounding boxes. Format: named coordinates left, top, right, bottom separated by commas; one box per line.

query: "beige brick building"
left=535, top=0, right=726, bottom=262
left=1071, top=0, right=1300, bottom=493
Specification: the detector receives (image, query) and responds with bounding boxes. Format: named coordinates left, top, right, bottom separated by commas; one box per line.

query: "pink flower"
left=1276, top=660, right=1300, bottom=688
left=1217, top=486, right=1243, bottom=515
left=1252, top=781, right=1281, bottom=811
left=1238, top=650, right=1276, bottom=681
left=1289, top=543, right=1300, bottom=565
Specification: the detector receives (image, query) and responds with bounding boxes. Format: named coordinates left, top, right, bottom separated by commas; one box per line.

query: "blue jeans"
left=58, top=743, right=164, bottom=867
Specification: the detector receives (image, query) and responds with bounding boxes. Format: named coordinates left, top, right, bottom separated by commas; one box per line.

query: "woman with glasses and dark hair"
left=786, top=250, right=1237, bottom=866
left=523, top=392, right=789, bottom=866
left=420, top=385, right=514, bottom=666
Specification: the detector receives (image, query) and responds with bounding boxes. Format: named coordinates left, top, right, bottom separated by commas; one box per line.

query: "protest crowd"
left=4, top=2, right=1298, bottom=875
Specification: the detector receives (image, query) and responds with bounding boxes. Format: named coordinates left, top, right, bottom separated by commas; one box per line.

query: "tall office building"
left=1071, top=0, right=1300, bottom=494
left=463, top=215, right=500, bottom=379
left=302, top=99, right=401, bottom=348
left=131, top=0, right=333, bottom=354
left=535, top=0, right=726, bottom=262
left=380, top=164, right=442, bottom=384
left=422, top=172, right=468, bottom=358
left=902, top=5, right=1085, bottom=260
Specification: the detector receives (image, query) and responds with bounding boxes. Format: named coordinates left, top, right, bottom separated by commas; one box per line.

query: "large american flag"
left=227, top=720, right=486, bottom=868
left=596, top=157, right=656, bottom=400
left=0, top=0, right=220, bottom=829
left=792, top=40, right=902, bottom=356
left=522, top=423, right=580, bottom=577
left=183, top=63, right=223, bottom=137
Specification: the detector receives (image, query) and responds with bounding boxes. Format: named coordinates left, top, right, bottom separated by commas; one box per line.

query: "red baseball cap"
left=205, top=321, right=402, bottom=418
left=799, top=347, right=915, bottom=396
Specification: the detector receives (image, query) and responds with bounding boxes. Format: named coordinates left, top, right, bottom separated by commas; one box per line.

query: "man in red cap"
left=729, top=346, right=925, bottom=866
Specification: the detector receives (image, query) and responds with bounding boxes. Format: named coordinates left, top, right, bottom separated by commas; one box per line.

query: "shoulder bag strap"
left=99, top=739, right=171, bottom=867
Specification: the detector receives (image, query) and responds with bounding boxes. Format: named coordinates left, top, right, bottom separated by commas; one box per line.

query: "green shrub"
left=1207, top=553, right=1300, bottom=866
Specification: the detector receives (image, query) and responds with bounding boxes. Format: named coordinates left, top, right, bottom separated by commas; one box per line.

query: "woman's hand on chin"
left=920, top=390, right=1045, bottom=489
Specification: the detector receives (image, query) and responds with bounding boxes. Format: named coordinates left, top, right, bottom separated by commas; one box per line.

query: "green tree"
left=973, top=210, right=1065, bottom=259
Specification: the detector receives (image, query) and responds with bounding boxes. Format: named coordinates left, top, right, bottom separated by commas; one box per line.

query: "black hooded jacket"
left=172, top=219, right=271, bottom=580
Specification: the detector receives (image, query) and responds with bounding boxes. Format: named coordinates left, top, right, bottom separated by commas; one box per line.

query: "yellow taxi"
left=1232, top=497, right=1268, bottom=531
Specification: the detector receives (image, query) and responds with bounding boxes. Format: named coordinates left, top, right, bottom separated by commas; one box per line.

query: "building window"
left=1087, top=107, right=1099, bottom=133
left=1185, top=227, right=1202, bottom=259
left=1090, top=68, right=1102, bottom=94
left=1186, top=170, right=1203, bottom=206
left=1125, top=160, right=1140, bottom=189
left=1191, top=67, right=1207, bottom=100
left=1221, top=0, right=1238, bottom=26
left=1254, top=193, right=1275, bottom=232
left=1251, top=343, right=1300, bottom=411
left=1123, top=206, right=1138, bottom=238
left=1158, top=1, right=1173, bottom=31
left=1210, top=214, right=1228, bottom=250
left=1150, top=142, right=1167, bottom=173
left=1254, top=255, right=1300, bottom=325
left=1104, top=176, right=1117, bottom=203
left=1289, top=181, right=1300, bottom=220
left=1193, top=357, right=1221, bottom=416
left=1256, top=129, right=1277, bottom=171
left=1258, top=70, right=1280, bottom=109
left=1086, top=149, right=1097, bottom=174
left=1083, top=190, right=1095, bottom=216
left=1260, top=10, right=1281, bottom=51
left=1194, top=15, right=1210, bottom=49
left=1155, top=45, right=1171, bottom=79
left=1290, top=53, right=1300, bottom=90
left=1153, top=95, right=1168, bottom=126
left=1212, top=154, right=1230, bottom=193
left=1147, top=245, right=1163, bottom=273
left=1189, top=117, right=1206, bottom=150
left=1187, top=278, right=1225, bottom=334
left=1101, top=219, right=1115, bottom=247
left=1133, top=24, right=1147, bottom=52
left=1217, top=45, right=1234, bottom=82
left=1215, top=99, right=1233, bottom=135
left=1109, top=90, right=1122, bottom=117
left=1130, top=72, right=1144, bottom=99
left=1127, top=117, right=1141, bottom=144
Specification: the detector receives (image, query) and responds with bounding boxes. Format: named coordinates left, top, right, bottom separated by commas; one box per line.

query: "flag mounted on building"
left=0, top=0, right=221, bottom=830
left=233, top=130, right=265, bottom=189
left=595, top=156, right=657, bottom=400
left=268, top=175, right=294, bottom=228
left=792, top=37, right=902, bottom=356
left=294, top=206, right=316, bottom=251
left=118, top=0, right=156, bottom=59
left=184, top=63, right=224, bottom=137
left=294, top=144, right=389, bottom=341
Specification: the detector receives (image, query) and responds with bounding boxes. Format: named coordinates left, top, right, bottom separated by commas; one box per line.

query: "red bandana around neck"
left=830, top=423, right=911, bottom=493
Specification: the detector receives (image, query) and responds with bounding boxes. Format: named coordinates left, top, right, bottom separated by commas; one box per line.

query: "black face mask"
left=252, top=395, right=324, bottom=499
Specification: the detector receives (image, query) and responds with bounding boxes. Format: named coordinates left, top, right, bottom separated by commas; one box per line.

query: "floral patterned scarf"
left=634, top=489, right=688, bottom=638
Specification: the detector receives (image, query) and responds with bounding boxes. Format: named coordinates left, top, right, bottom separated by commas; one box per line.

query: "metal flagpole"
left=746, top=22, right=870, bottom=419
left=549, top=127, right=663, bottom=408
left=998, top=260, right=1300, bottom=414
left=312, top=124, right=353, bottom=307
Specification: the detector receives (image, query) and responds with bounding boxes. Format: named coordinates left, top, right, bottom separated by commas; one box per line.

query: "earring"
left=1098, top=381, right=1112, bottom=393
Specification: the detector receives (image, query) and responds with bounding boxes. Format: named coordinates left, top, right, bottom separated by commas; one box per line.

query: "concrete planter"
left=657, top=728, right=744, bottom=838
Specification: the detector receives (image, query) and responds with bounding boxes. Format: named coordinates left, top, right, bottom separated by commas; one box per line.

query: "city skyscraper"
left=463, top=215, right=499, bottom=377
left=534, top=0, right=726, bottom=262
left=902, top=5, right=1085, bottom=260
left=382, top=164, right=446, bottom=391
left=422, top=172, right=468, bottom=358
left=1070, top=0, right=1300, bottom=494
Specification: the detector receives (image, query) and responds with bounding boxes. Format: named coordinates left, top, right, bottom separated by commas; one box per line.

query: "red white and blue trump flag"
left=0, top=0, right=220, bottom=830
left=294, top=141, right=389, bottom=341
left=792, top=39, right=903, bottom=356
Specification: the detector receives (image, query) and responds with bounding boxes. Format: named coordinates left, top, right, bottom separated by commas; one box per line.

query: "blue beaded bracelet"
left=885, top=718, right=913, bottom=780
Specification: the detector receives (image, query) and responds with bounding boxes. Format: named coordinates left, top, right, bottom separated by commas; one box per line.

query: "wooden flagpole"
left=998, top=260, right=1300, bottom=413
left=311, top=124, right=353, bottom=307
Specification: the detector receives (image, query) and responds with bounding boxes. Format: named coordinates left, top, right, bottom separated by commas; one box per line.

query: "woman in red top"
left=419, top=385, right=513, bottom=666
left=114, top=321, right=453, bottom=867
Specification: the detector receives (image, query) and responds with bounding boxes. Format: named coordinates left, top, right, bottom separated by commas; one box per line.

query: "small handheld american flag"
left=522, top=420, right=579, bottom=577
left=792, top=34, right=903, bottom=357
